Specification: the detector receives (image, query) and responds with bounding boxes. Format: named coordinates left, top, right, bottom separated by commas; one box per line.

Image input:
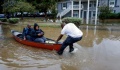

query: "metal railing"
left=57, top=4, right=83, bottom=17
left=73, top=5, right=83, bottom=9
left=57, top=5, right=71, bottom=17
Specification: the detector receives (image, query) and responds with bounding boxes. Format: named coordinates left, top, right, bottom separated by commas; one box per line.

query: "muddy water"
left=0, top=24, right=120, bottom=70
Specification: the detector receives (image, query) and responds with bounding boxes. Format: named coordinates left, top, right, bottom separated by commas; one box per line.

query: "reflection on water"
left=0, top=24, right=120, bottom=70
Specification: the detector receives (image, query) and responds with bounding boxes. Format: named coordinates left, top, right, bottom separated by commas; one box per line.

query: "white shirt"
left=61, top=23, right=83, bottom=38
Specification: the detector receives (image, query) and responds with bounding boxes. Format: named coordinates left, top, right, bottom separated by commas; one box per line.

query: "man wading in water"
left=56, top=23, right=83, bottom=55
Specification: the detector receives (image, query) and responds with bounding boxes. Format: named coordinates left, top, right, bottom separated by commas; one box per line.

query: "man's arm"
left=56, top=34, right=63, bottom=43
left=22, top=28, right=26, bottom=40
left=38, top=32, right=44, bottom=36
left=38, top=29, right=44, bottom=36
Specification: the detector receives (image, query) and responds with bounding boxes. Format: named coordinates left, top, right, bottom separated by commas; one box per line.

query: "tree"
left=0, top=0, right=4, bottom=13
left=27, top=0, right=60, bottom=21
left=51, top=3, right=58, bottom=22
left=2, top=0, right=35, bottom=19
left=15, top=1, right=35, bottom=19
left=99, top=5, right=113, bottom=22
left=2, top=0, right=62, bottom=19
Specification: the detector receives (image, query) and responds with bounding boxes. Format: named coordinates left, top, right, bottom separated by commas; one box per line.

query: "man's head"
left=34, top=23, right=39, bottom=30
left=27, top=24, right=31, bottom=28
left=61, top=23, right=66, bottom=29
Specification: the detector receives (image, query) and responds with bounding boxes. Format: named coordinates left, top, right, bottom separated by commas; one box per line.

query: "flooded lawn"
left=0, top=24, right=120, bottom=70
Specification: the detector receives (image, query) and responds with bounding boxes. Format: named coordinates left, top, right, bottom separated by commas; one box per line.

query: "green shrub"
left=0, top=18, right=7, bottom=22
left=62, top=17, right=82, bottom=26
left=107, top=13, right=117, bottom=19
left=99, top=12, right=120, bottom=19
left=116, top=13, right=120, bottom=19
left=8, top=18, right=20, bottom=24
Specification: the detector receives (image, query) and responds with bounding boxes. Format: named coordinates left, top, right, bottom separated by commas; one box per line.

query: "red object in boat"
left=11, top=30, right=62, bottom=51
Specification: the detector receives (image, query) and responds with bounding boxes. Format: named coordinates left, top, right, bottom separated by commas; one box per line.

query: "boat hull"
left=11, top=30, right=61, bottom=51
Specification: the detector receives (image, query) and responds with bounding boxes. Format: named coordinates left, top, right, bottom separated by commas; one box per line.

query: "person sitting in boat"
left=31, top=23, right=47, bottom=43
left=22, top=24, right=33, bottom=41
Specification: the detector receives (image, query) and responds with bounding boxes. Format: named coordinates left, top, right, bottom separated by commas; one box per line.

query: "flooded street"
left=0, top=24, right=120, bottom=70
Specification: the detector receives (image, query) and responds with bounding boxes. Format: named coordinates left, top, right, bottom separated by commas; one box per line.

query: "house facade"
left=57, top=0, right=120, bottom=24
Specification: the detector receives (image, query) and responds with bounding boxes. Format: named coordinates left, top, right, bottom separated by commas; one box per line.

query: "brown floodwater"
left=0, top=24, right=120, bottom=70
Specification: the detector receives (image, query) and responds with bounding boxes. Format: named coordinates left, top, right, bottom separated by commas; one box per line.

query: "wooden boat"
left=11, top=30, right=62, bottom=51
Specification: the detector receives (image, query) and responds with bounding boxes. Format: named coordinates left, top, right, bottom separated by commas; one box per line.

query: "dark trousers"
left=34, top=36, right=47, bottom=43
left=26, top=35, right=32, bottom=41
left=58, top=36, right=82, bottom=55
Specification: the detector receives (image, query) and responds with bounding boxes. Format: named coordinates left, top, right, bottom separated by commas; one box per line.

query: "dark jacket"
left=31, top=23, right=44, bottom=38
left=22, top=27, right=33, bottom=37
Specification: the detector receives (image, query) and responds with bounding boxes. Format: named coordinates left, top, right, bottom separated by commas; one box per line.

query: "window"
left=98, top=2, right=100, bottom=7
left=74, top=1, right=79, bottom=5
left=62, top=3, right=67, bottom=9
left=73, top=14, right=78, bottom=17
left=89, top=3, right=92, bottom=7
left=109, top=0, right=115, bottom=7
left=110, top=2, right=114, bottom=5
left=93, top=11, right=96, bottom=17
left=94, top=3, right=96, bottom=7
left=93, top=1, right=96, bottom=7
left=73, top=11, right=79, bottom=17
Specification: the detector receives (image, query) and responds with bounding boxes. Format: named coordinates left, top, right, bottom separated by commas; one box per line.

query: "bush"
left=116, top=13, right=120, bottom=18
left=107, top=13, right=117, bottom=19
left=8, top=18, right=20, bottom=24
left=99, top=12, right=120, bottom=19
left=0, top=18, right=7, bottom=22
left=62, top=17, right=82, bottom=26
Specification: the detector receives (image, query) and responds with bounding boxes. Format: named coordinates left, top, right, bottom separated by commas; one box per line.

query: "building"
left=57, top=0, right=120, bottom=24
